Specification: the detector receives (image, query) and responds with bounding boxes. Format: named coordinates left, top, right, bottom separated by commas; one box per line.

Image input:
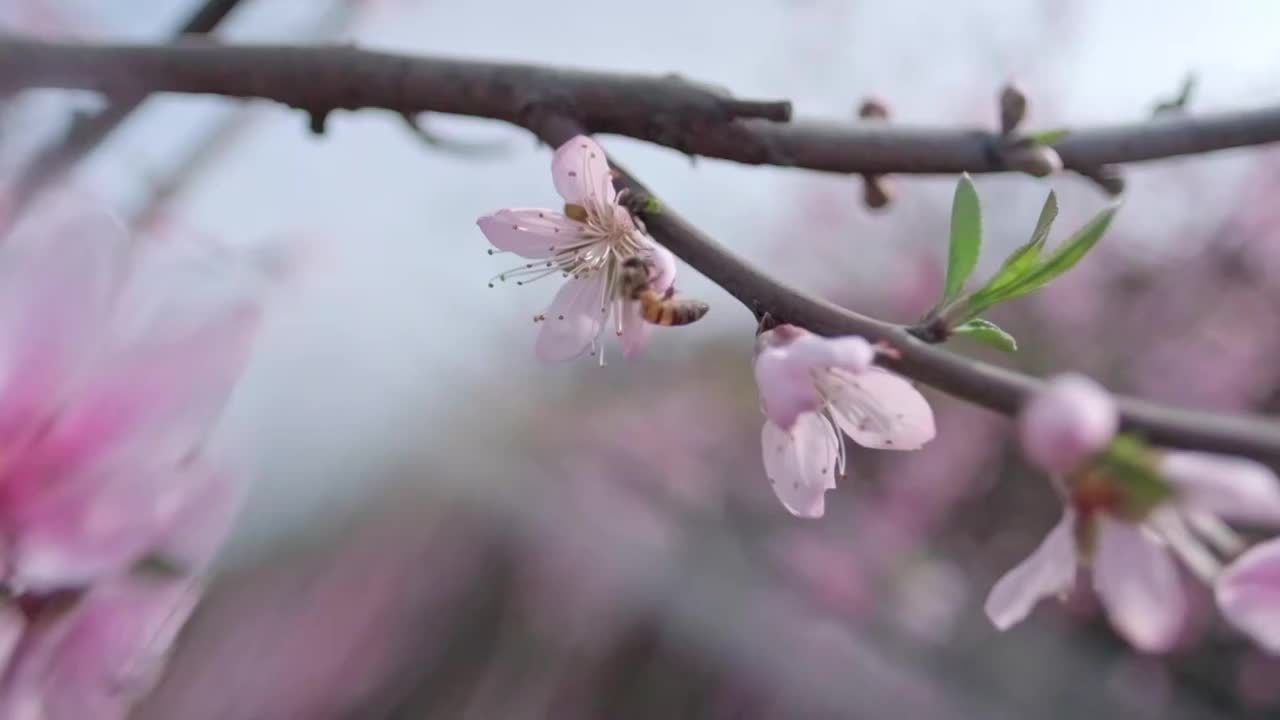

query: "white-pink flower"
left=0, top=200, right=291, bottom=717
left=1216, top=537, right=1280, bottom=654
left=476, top=135, right=675, bottom=362
left=753, top=325, right=935, bottom=518
left=987, top=374, right=1280, bottom=652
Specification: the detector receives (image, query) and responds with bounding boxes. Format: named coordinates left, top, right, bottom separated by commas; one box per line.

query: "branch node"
left=907, top=315, right=951, bottom=344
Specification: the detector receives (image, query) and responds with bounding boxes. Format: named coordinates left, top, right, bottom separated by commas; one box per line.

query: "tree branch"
left=8, top=37, right=1280, bottom=462
left=530, top=116, right=1280, bottom=465
left=4, top=1, right=250, bottom=216
left=4, top=37, right=1280, bottom=180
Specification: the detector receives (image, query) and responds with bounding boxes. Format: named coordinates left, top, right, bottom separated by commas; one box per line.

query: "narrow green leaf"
left=970, top=202, right=1119, bottom=311
left=952, top=318, right=1018, bottom=352
left=979, top=191, right=1059, bottom=296
left=1023, top=128, right=1070, bottom=146
left=942, top=174, right=982, bottom=303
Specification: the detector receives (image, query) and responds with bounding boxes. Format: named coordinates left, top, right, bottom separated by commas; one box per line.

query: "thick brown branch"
left=6, top=0, right=249, bottom=215
left=4, top=38, right=1280, bottom=178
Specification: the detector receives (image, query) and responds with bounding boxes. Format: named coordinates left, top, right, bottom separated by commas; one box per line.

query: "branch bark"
left=3, top=38, right=1280, bottom=179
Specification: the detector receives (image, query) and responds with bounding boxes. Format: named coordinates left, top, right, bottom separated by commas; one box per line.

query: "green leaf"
left=1023, top=128, right=1070, bottom=146
left=969, top=202, right=1119, bottom=312
left=942, top=174, right=982, bottom=303
left=980, top=191, right=1058, bottom=296
left=952, top=318, right=1018, bottom=352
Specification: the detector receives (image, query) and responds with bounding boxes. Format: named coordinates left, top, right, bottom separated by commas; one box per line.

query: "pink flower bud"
left=1019, top=373, right=1118, bottom=473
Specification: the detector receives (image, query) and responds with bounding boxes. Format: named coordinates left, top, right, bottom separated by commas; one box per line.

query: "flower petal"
left=41, top=301, right=261, bottom=473
left=0, top=573, right=202, bottom=720
left=4, top=459, right=207, bottom=592
left=0, top=598, right=24, bottom=671
left=551, top=135, right=616, bottom=208
left=1093, top=516, right=1185, bottom=653
left=984, top=510, right=1078, bottom=630
left=754, top=347, right=822, bottom=431
left=535, top=276, right=606, bottom=362
left=1161, top=452, right=1280, bottom=526
left=647, top=242, right=677, bottom=294
left=762, top=414, right=840, bottom=518
left=618, top=301, right=652, bottom=359
left=824, top=368, right=936, bottom=450
left=788, top=335, right=875, bottom=374
left=1216, top=538, right=1280, bottom=653
left=0, top=203, right=134, bottom=432
left=476, top=209, right=587, bottom=259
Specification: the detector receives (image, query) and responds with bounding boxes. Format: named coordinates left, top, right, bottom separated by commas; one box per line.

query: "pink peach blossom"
left=991, top=376, right=1280, bottom=652
left=0, top=200, right=290, bottom=718
left=476, top=135, right=675, bottom=362
left=754, top=325, right=935, bottom=517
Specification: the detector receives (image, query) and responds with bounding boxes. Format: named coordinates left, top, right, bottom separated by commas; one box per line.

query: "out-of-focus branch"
left=4, top=38, right=1280, bottom=181
left=4, top=0, right=249, bottom=216
left=525, top=115, right=1280, bottom=465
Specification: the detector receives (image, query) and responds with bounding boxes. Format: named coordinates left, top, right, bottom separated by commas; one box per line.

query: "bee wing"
left=823, top=368, right=935, bottom=450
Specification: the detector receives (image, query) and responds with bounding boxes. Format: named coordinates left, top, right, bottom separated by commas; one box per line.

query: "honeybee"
left=620, top=256, right=709, bottom=326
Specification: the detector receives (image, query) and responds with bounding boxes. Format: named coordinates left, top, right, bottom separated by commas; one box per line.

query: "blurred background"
left=4, top=0, right=1280, bottom=717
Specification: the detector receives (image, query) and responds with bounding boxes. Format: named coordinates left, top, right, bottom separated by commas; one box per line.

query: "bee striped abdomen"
left=636, top=289, right=709, bottom=326
left=620, top=256, right=710, bottom=327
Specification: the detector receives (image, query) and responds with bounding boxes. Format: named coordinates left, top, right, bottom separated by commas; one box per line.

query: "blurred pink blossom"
left=754, top=325, right=935, bottom=517
left=476, top=135, right=674, bottom=362
left=0, top=199, right=294, bottom=718
left=992, top=376, right=1280, bottom=652
left=1019, top=373, right=1117, bottom=474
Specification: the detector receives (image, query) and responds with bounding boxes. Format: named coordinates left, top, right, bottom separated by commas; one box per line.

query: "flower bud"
left=999, top=82, right=1028, bottom=134
left=1004, top=143, right=1063, bottom=178
left=1020, top=373, right=1118, bottom=473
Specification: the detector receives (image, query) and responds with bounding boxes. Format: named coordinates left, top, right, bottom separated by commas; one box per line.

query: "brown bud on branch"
left=999, top=82, right=1028, bottom=134
left=858, top=97, right=893, bottom=209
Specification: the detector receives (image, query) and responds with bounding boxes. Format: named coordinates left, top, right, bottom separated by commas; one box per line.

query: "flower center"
left=488, top=202, right=649, bottom=291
